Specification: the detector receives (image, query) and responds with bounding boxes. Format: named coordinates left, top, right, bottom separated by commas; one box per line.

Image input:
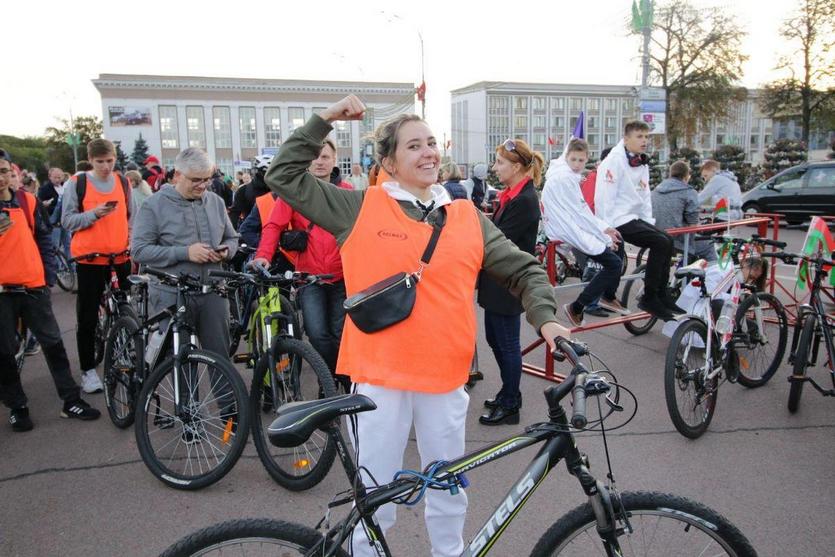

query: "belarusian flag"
left=796, top=216, right=835, bottom=289
left=712, top=198, right=728, bottom=218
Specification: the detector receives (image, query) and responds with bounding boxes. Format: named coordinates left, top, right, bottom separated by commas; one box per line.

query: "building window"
left=514, top=96, right=528, bottom=111
left=334, top=120, right=352, bottom=149
left=570, top=116, right=578, bottom=131
left=216, top=158, right=234, bottom=178
left=764, top=134, right=772, bottom=145
left=605, top=116, right=617, bottom=129
left=186, top=106, right=205, bottom=148
left=749, top=134, right=759, bottom=147
left=339, top=157, right=352, bottom=178
left=604, top=133, right=617, bottom=147
left=588, top=133, right=599, bottom=147
left=159, top=106, right=178, bottom=149
left=212, top=106, right=231, bottom=149
left=551, top=97, right=565, bottom=110
left=605, top=98, right=618, bottom=111
left=716, top=134, right=725, bottom=145
left=263, top=107, right=282, bottom=147
left=533, top=133, right=547, bottom=150
left=570, top=97, right=583, bottom=112
left=551, top=116, right=565, bottom=129
left=532, top=97, right=546, bottom=111
left=514, top=115, right=528, bottom=130
left=587, top=116, right=598, bottom=130
left=587, top=98, right=600, bottom=111
left=533, top=115, right=546, bottom=129
left=622, top=99, right=634, bottom=113
left=288, top=107, right=305, bottom=134
left=239, top=107, right=256, bottom=149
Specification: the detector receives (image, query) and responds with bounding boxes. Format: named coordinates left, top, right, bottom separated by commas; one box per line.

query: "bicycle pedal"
left=232, top=353, right=251, bottom=364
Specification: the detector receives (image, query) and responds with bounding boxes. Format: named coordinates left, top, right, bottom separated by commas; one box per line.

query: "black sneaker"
left=61, top=399, right=101, bottom=421
left=659, top=289, right=687, bottom=315
left=9, top=407, right=34, bottom=432
left=637, top=295, right=675, bottom=321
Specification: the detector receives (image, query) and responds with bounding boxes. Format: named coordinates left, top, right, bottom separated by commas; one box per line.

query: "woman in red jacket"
left=252, top=139, right=352, bottom=388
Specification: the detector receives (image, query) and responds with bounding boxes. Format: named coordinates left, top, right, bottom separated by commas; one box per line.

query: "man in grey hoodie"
left=652, top=160, right=717, bottom=263
left=131, top=147, right=239, bottom=362
left=699, top=159, right=742, bottom=221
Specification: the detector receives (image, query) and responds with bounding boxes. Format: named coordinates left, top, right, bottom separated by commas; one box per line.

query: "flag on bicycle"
left=712, top=198, right=728, bottom=220
left=796, top=216, right=835, bottom=289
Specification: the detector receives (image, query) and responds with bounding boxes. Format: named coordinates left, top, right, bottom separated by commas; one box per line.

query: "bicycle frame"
left=791, top=264, right=835, bottom=392
left=312, top=409, right=617, bottom=557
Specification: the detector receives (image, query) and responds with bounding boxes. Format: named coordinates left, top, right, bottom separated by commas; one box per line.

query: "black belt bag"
left=279, top=221, right=315, bottom=252
left=343, top=207, right=446, bottom=334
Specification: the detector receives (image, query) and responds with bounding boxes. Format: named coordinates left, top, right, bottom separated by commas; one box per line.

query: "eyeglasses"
left=185, top=175, right=213, bottom=185
left=0, top=168, right=11, bottom=175
left=501, top=139, right=531, bottom=166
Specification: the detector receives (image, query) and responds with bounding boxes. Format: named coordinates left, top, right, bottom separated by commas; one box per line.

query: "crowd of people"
left=1, top=94, right=746, bottom=556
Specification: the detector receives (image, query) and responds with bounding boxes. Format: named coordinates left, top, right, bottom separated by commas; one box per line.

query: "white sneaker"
left=81, top=370, right=103, bottom=394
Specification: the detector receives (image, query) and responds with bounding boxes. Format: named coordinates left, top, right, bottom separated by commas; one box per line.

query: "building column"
left=255, top=106, right=266, bottom=154
left=204, top=105, right=215, bottom=154
left=177, top=105, right=189, bottom=151
left=230, top=106, right=241, bottom=163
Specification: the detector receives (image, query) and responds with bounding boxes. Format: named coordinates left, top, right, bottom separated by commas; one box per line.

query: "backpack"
left=76, top=173, right=132, bottom=219
left=15, top=190, right=35, bottom=233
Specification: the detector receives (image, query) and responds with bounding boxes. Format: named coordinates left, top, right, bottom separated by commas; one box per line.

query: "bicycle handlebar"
left=762, top=251, right=834, bottom=267
left=547, top=338, right=593, bottom=429
left=749, top=234, right=787, bottom=249
left=693, top=235, right=787, bottom=250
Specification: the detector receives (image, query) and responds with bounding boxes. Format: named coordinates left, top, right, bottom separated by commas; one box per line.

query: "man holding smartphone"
left=61, top=139, right=131, bottom=393
left=0, top=148, right=100, bottom=431
left=131, top=147, right=238, bottom=363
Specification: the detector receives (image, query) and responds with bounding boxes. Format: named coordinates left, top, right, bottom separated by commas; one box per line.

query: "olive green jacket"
left=264, top=114, right=558, bottom=331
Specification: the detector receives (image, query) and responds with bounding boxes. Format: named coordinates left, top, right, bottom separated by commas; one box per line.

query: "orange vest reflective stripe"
left=337, top=187, right=483, bottom=393
left=0, top=191, right=45, bottom=288
left=70, top=174, right=130, bottom=265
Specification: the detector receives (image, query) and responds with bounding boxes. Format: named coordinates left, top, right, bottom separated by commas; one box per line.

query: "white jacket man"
left=594, top=139, right=653, bottom=227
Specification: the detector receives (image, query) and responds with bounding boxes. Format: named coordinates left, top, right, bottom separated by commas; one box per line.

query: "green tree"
left=668, top=147, right=702, bottom=189
left=131, top=133, right=150, bottom=166
left=115, top=141, right=129, bottom=170
left=0, top=135, right=50, bottom=182
left=635, top=0, right=749, bottom=150
left=712, top=144, right=753, bottom=189
left=759, top=0, right=834, bottom=145
left=44, top=115, right=103, bottom=171
left=762, top=138, right=808, bottom=176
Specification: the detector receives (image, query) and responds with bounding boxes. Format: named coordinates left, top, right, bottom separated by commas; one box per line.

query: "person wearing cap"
left=0, top=148, right=101, bottom=431
left=141, top=155, right=164, bottom=190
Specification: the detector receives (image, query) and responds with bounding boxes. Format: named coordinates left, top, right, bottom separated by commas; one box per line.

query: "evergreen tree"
left=712, top=144, right=751, bottom=187
left=131, top=133, right=150, bottom=166
left=115, top=141, right=129, bottom=170
left=648, top=152, right=664, bottom=188
left=762, top=138, right=808, bottom=176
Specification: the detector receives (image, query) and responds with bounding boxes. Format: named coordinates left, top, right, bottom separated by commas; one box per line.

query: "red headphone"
left=626, top=148, right=649, bottom=167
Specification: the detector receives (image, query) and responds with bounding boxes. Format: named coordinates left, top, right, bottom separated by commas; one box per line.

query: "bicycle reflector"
left=223, top=418, right=234, bottom=445
left=294, top=459, right=310, bottom=469
left=276, top=356, right=290, bottom=373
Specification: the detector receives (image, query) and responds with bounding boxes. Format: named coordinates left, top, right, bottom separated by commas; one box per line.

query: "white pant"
left=349, top=383, right=469, bottom=557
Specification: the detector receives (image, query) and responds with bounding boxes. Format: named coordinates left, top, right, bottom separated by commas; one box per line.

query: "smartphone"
left=0, top=210, right=10, bottom=227
left=213, top=246, right=229, bottom=254
left=105, top=200, right=118, bottom=208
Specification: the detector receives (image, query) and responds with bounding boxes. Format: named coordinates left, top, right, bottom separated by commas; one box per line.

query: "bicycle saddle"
left=268, top=394, right=377, bottom=447
left=674, top=260, right=707, bottom=281
left=127, top=274, right=151, bottom=285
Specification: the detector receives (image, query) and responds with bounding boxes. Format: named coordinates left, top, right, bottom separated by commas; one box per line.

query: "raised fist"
left=320, top=95, right=366, bottom=123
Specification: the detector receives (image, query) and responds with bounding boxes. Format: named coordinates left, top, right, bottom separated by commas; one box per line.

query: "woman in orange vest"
left=265, top=95, right=569, bottom=557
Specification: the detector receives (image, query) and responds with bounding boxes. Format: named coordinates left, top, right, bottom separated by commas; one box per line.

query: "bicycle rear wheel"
left=733, top=292, right=788, bottom=388
left=135, top=349, right=250, bottom=490
left=620, top=264, right=658, bottom=336
left=56, top=251, right=75, bottom=292
left=664, top=319, right=718, bottom=439
left=530, top=491, right=757, bottom=556
left=93, top=303, right=110, bottom=367
left=788, top=314, right=816, bottom=413
left=160, top=518, right=349, bottom=557
left=103, top=315, right=141, bottom=428
left=251, top=337, right=337, bottom=491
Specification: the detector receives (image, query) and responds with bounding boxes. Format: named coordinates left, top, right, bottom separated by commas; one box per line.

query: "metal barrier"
left=521, top=214, right=781, bottom=383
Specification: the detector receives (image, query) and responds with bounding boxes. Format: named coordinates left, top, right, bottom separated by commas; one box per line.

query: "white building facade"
left=450, top=81, right=777, bottom=172
left=93, top=74, right=416, bottom=176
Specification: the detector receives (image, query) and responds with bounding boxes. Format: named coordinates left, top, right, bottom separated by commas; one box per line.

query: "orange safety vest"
left=0, top=191, right=45, bottom=288
left=255, top=192, right=296, bottom=265
left=70, top=174, right=130, bottom=265
left=337, top=187, right=484, bottom=393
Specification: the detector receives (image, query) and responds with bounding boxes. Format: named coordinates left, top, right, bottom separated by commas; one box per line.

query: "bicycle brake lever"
left=604, top=393, right=623, bottom=412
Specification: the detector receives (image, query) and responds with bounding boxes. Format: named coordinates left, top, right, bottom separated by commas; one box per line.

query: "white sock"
left=84, top=369, right=97, bottom=376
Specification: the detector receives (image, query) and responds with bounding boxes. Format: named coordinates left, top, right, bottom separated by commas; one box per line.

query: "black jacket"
left=477, top=179, right=540, bottom=315
left=37, top=181, right=62, bottom=218
left=471, top=177, right=486, bottom=207
left=229, top=174, right=270, bottom=229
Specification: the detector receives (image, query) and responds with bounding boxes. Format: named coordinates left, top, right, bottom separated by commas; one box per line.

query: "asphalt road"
left=1, top=223, right=833, bottom=557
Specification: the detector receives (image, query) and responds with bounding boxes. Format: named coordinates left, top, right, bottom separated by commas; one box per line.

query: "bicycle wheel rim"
left=252, top=339, right=336, bottom=486
left=104, top=321, right=137, bottom=425
left=734, top=293, right=787, bottom=386
left=137, top=354, right=248, bottom=488
left=621, top=265, right=657, bottom=335
left=668, top=321, right=716, bottom=435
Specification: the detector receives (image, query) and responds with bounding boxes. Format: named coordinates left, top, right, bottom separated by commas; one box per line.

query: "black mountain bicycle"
left=161, top=339, right=757, bottom=557
left=765, top=251, right=835, bottom=412
left=103, top=267, right=250, bottom=490
left=55, top=248, right=75, bottom=292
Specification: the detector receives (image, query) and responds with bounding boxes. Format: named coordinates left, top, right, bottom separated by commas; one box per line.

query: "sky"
left=1, top=0, right=800, bottom=142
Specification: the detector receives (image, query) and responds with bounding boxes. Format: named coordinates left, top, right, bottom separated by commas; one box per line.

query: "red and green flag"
left=712, top=198, right=728, bottom=219
left=797, top=217, right=835, bottom=289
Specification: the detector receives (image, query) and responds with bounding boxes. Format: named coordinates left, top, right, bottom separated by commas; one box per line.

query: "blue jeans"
left=297, top=281, right=347, bottom=373
left=51, top=227, right=71, bottom=259
left=483, top=310, right=522, bottom=410
left=576, top=248, right=622, bottom=308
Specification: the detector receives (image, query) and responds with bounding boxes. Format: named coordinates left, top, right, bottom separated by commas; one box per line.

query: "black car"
left=742, top=161, right=835, bottom=224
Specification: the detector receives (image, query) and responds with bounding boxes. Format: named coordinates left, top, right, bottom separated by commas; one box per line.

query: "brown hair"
left=496, top=138, right=545, bottom=185
left=702, top=159, right=721, bottom=172
left=87, top=138, right=115, bottom=159
left=624, top=120, right=650, bottom=136
left=373, top=113, right=425, bottom=169
left=440, top=160, right=463, bottom=181
left=669, top=160, right=691, bottom=180
left=566, top=138, right=589, bottom=154
left=321, top=138, right=337, bottom=155
left=125, top=170, right=142, bottom=186
left=76, top=160, right=93, bottom=172
left=741, top=256, right=768, bottom=291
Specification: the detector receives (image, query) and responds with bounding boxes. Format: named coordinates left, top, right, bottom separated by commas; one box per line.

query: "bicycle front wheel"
left=160, top=518, right=349, bottom=557
left=788, top=314, right=816, bottom=413
left=103, top=315, right=141, bottom=428
left=664, top=319, right=718, bottom=439
left=620, top=264, right=658, bottom=336
left=56, top=251, right=75, bottom=292
left=734, top=292, right=788, bottom=388
left=530, top=491, right=757, bottom=556
left=251, top=337, right=337, bottom=490
left=135, top=349, right=250, bottom=490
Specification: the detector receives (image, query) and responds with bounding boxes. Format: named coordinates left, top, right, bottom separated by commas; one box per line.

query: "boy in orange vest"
left=0, top=149, right=100, bottom=431
left=61, top=139, right=131, bottom=394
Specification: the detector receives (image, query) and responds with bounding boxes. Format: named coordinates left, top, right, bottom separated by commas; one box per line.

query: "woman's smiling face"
left=385, top=120, right=440, bottom=189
